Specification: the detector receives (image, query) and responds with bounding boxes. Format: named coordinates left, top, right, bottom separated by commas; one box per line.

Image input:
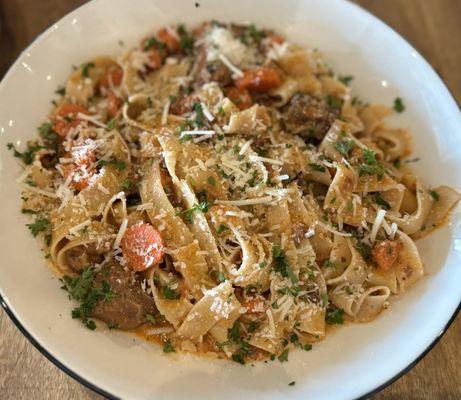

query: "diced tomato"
left=192, top=22, right=211, bottom=38
left=243, top=297, right=267, bottom=315
left=261, top=34, right=285, bottom=53
left=268, top=34, right=284, bottom=45
left=148, top=48, right=163, bottom=69
left=107, top=91, right=122, bottom=118
left=157, top=27, right=180, bottom=52
left=121, top=222, right=165, bottom=271
left=98, top=66, right=123, bottom=93
left=225, top=86, right=253, bottom=110
left=52, top=104, right=89, bottom=138
left=234, top=67, right=282, bottom=92
left=61, top=147, right=96, bottom=191
left=372, top=240, right=402, bottom=271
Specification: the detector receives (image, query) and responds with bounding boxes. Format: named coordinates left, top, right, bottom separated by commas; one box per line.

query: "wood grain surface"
left=0, top=1, right=460, bottom=399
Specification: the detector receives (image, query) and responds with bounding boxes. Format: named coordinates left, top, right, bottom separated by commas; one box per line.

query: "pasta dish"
left=9, top=21, right=460, bottom=364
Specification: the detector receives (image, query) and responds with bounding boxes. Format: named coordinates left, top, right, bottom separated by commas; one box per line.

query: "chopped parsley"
left=55, top=86, right=66, bottom=96
left=273, top=246, right=298, bottom=284
left=175, top=201, right=210, bottom=223
left=61, top=267, right=114, bottom=329
left=430, top=190, right=440, bottom=201
left=26, top=218, right=50, bottom=237
left=144, top=36, right=164, bottom=51
left=98, top=158, right=126, bottom=171
left=247, top=320, right=259, bottom=333
left=374, top=194, right=391, bottom=210
left=278, top=348, right=289, bottom=363
left=222, top=321, right=250, bottom=364
left=101, top=280, right=117, bottom=302
left=325, top=306, right=344, bottom=325
left=212, top=270, right=226, bottom=283
left=358, top=149, right=387, bottom=178
left=192, top=103, right=205, bottom=127
left=21, top=209, right=38, bottom=215
left=146, top=314, right=156, bottom=324
left=177, top=24, right=194, bottom=52
left=106, top=118, right=116, bottom=130
left=207, top=176, right=216, bottom=186
left=393, top=97, right=405, bottom=113
left=7, top=142, right=43, bottom=165
left=338, top=75, right=354, bottom=85
left=82, top=62, right=95, bottom=77
left=38, top=122, right=59, bottom=142
left=323, top=260, right=336, bottom=269
left=325, top=95, right=342, bottom=111
left=121, top=178, right=132, bottom=191
left=163, top=286, right=180, bottom=300
left=355, top=241, right=372, bottom=261
left=163, top=340, right=175, bottom=353
left=334, top=138, right=355, bottom=158
left=240, top=24, right=266, bottom=45
left=216, top=224, right=229, bottom=234
left=309, top=163, right=326, bottom=172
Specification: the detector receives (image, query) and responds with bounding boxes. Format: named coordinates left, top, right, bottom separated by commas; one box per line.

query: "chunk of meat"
left=90, top=263, right=157, bottom=330
left=65, top=243, right=106, bottom=272
left=148, top=48, right=164, bottom=69
left=207, top=61, right=233, bottom=86
left=225, top=86, right=253, bottom=110
left=52, top=104, right=90, bottom=138
left=372, top=240, right=402, bottom=271
left=121, top=222, right=165, bottom=271
left=235, top=67, right=282, bottom=92
left=282, top=93, right=337, bottom=140
left=169, top=94, right=199, bottom=115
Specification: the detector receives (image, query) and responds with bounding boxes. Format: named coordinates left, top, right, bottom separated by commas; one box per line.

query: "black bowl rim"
left=1, top=0, right=460, bottom=399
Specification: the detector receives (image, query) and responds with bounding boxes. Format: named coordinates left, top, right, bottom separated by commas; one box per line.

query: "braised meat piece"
left=90, top=262, right=157, bottom=330
left=282, top=93, right=337, bottom=141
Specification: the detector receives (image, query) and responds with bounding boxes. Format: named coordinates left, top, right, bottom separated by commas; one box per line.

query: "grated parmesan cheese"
left=215, top=196, right=274, bottom=206
left=369, top=209, right=387, bottom=243
left=113, top=218, right=128, bottom=249
left=266, top=308, right=276, bottom=338
left=161, top=100, right=171, bottom=126
left=218, top=54, right=244, bottom=78
left=97, top=183, right=110, bottom=195
left=249, top=154, right=284, bottom=166
left=200, top=102, right=215, bottom=122
left=68, top=219, right=91, bottom=236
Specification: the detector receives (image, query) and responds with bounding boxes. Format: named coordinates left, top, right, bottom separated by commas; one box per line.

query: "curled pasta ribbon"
left=330, top=283, right=391, bottom=322
left=176, top=281, right=242, bottom=340
left=387, top=178, right=432, bottom=235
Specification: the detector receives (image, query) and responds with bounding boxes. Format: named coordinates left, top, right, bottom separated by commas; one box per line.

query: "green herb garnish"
left=273, top=245, right=298, bottom=284
left=163, top=340, right=175, bottom=353
left=334, top=138, right=355, bottom=158
left=309, top=163, right=326, bottom=172
left=82, top=62, right=95, bottom=77
left=393, top=97, right=405, bottom=113
left=325, top=306, right=344, bottom=325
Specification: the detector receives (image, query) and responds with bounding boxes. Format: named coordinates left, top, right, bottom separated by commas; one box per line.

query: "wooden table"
left=1, top=0, right=460, bottom=398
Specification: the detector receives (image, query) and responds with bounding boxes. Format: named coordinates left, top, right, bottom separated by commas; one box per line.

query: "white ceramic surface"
left=1, top=0, right=460, bottom=399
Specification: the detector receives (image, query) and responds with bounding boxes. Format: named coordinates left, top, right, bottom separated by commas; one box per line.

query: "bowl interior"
left=0, top=0, right=460, bottom=399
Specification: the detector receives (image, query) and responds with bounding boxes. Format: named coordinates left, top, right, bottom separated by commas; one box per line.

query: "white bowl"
left=1, top=0, right=460, bottom=399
